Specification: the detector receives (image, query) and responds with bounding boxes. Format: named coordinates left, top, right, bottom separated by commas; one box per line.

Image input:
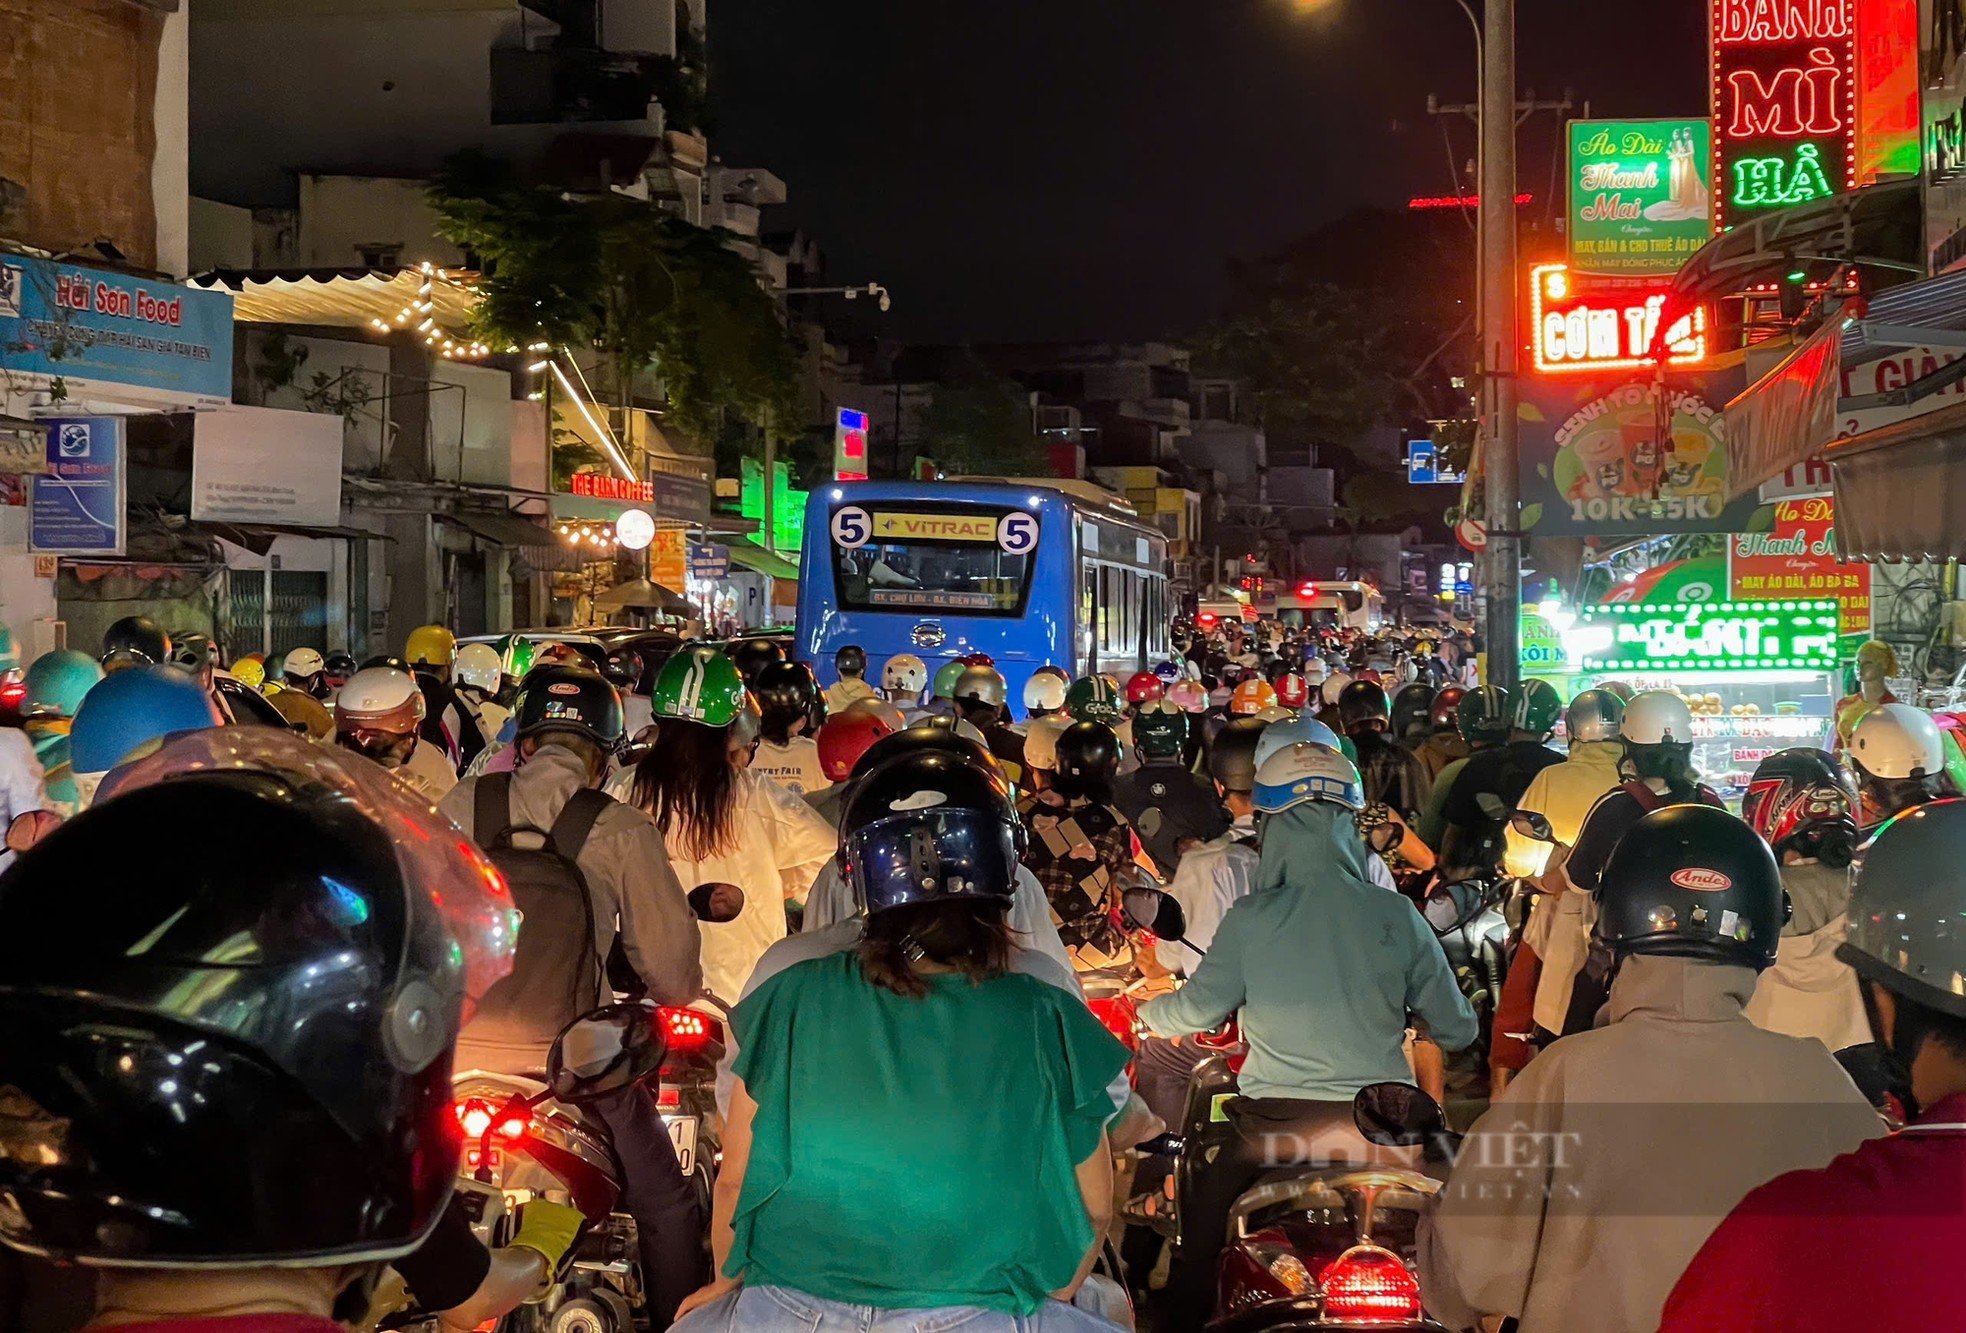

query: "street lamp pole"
left=1478, top=0, right=1521, bottom=693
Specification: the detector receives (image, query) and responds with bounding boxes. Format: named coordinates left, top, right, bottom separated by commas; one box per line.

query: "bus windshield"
left=831, top=537, right=1034, bottom=616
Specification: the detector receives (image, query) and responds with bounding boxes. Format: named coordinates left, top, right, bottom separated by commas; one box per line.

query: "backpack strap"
left=547, top=786, right=615, bottom=865
left=1621, top=778, right=1668, bottom=814
left=474, top=771, right=516, bottom=847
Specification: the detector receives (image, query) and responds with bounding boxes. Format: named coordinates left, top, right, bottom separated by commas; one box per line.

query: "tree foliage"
left=1193, top=287, right=1400, bottom=445
left=922, top=376, right=1051, bottom=477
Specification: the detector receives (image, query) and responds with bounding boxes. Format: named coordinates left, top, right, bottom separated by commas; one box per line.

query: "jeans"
left=672, top=1285, right=1127, bottom=1332
left=589, top=1081, right=708, bottom=1329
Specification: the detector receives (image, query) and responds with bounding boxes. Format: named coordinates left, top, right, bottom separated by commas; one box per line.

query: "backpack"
left=465, top=773, right=615, bottom=1052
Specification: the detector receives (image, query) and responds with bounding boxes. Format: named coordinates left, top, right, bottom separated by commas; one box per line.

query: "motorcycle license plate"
left=665, top=1115, right=698, bottom=1175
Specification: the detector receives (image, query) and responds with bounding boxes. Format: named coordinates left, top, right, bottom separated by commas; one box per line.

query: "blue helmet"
left=1253, top=712, right=1344, bottom=773
left=70, top=665, right=224, bottom=775
left=1253, top=742, right=1366, bottom=815
left=1152, top=659, right=1183, bottom=684
left=22, top=650, right=102, bottom=720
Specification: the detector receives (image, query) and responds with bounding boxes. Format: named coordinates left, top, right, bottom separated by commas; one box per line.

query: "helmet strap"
left=1859, top=978, right=1925, bottom=1119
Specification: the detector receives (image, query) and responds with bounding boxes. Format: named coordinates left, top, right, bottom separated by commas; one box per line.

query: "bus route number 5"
left=832, top=506, right=871, bottom=549
left=998, top=511, right=1040, bottom=556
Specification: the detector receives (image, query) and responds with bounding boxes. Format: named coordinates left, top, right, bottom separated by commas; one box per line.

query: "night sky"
left=713, top=0, right=1710, bottom=343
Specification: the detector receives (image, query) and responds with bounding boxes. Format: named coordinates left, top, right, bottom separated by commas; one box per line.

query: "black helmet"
left=840, top=750, right=1019, bottom=915
left=835, top=644, right=867, bottom=677
left=1742, top=748, right=1860, bottom=869
left=851, top=716, right=1000, bottom=785
left=601, top=647, right=643, bottom=692
left=1391, top=683, right=1434, bottom=741
left=513, top=664, right=624, bottom=749
left=323, top=651, right=359, bottom=685
left=728, top=637, right=785, bottom=685
left=1054, top=719, right=1121, bottom=787
left=754, top=659, right=821, bottom=734
left=101, top=615, right=170, bottom=668
left=0, top=739, right=515, bottom=1267
left=363, top=654, right=415, bottom=674
left=1337, top=679, right=1392, bottom=735
left=1207, top=715, right=1271, bottom=793
left=1593, top=805, right=1785, bottom=971
left=1456, top=685, right=1513, bottom=746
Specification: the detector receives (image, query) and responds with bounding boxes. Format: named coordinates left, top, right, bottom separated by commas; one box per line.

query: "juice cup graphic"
left=1570, top=423, right=1627, bottom=497
left=1664, top=422, right=1714, bottom=492
left=1619, top=414, right=1659, bottom=495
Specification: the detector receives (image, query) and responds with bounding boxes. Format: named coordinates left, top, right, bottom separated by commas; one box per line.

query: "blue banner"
left=689, top=543, right=730, bottom=579
left=0, top=258, right=233, bottom=405
left=31, top=417, right=126, bottom=555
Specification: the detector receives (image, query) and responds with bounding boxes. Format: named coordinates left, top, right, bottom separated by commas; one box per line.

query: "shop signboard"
left=1727, top=496, right=1871, bottom=632
left=0, top=258, right=232, bottom=406
left=648, top=467, right=711, bottom=526
left=650, top=528, right=687, bottom=590
left=1709, top=0, right=1858, bottom=229
left=1519, top=364, right=1767, bottom=537
left=1529, top=266, right=1708, bottom=375
left=30, top=416, right=125, bottom=555
left=191, top=404, right=344, bottom=527
left=834, top=407, right=869, bottom=481
left=1567, top=119, right=1713, bottom=275
left=1575, top=599, right=1841, bottom=673
left=689, top=543, right=729, bottom=580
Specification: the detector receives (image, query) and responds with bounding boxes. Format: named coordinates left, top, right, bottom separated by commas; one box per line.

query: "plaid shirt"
left=1017, top=791, right=1136, bottom=969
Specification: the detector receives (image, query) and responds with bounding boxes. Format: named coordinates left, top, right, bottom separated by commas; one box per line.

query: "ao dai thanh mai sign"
left=1727, top=496, right=1871, bottom=633
left=1709, top=0, right=1857, bottom=228
left=1567, top=119, right=1713, bottom=275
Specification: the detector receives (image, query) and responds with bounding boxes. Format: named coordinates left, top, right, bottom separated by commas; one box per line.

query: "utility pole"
left=1478, top=0, right=1521, bottom=693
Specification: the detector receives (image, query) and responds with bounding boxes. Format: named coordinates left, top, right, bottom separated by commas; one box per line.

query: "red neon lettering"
left=1717, top=0, right=1849, bottom=44
left=569, top=473, right=655, bottom=502
left=1726, top=60, right=1843, bottom=137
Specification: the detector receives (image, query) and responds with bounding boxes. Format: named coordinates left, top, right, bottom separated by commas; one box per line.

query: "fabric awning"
left=591, top=578, right=693, bottom=616
left=1826, top=397, right=1966, bottom=561
left=724, top=538, right=798, bottom=580
left=439, top=512, right=560, bottom=548
left=1666, top=180, right=1922, bottom=311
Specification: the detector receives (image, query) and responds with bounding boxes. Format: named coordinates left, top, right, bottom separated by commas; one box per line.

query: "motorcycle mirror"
left=1367, top=820, right=1405, bottom=855
left=1121, top=883, right=1187, bottom=942
left=6, top=809, right=59, bottom=854
left=689, top=882, right=746, bottom=923
left=546, top=1001, right=669, bottom=1104
left=1475, top=791, right=1510, bottom=821
left=1510, top=810, right=1555, bottom=843
left=1353, top=1080, right=1447, bottom=1148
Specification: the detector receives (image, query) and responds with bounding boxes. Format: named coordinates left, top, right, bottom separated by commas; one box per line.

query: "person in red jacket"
left=1660, top=798, right=1966, bottom=1332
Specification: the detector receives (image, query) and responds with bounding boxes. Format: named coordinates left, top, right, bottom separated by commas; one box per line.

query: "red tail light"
left=1318, top=1245, right=1422, bottom=1323
left=0, top=682, right=26, bottom=713
left=656, top=1006, right=719, bottom=1056
left=453, top=1097, right=528, bottom=1141
left=1085, top=996, right=1138, bottom=1047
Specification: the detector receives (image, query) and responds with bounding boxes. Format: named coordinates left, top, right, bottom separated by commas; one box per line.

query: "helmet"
left=1167, top=678, right=1209, bottom=713
left=1565, top=688, right=1626, bottom=744
left=0, top=729, right=516, bottom=1266
left=1390, top=683, right=1433, bottom=740
left=170, top=634, right=214, bottom=673
left=1207, top=715, right=1272, bottom=793
left=952, top=664, right=1009, bottom=711
left=883, top=654, right=930, bottom=697
left=1254, top=713, right=1343, bottom=772
left=1054, top=720, right=1122, bottom=786
left=1022, top=715, right=1071, bottom=772
left=230, top=657, right=266, bottom=690
left=835, top=644, right=868, bottom=678
left=1302, top=656, right=1328, bottom=687
left=453, top=642, right=504, bottom=695
left=362, top=654, right=413, bottom=674
left=533, top=642, right=590, bottom=671
left=513, top=665, right=624, bottom=749
left=957, top=651, right=997, bottom=668
left=1456, top=686, right=1513, bottom=745
left=1132, top=700, right=1188, bottom=759
left=816, top=709, right=895, bottom=782
left=930, top=660, right=966, bottom=700
left=1838, top=799, right=1966, bottom=1022
left=268, top=688, right=336, bottom=743
left=1152, top=659, right=1183, bottom=684
left=1231, top=678, right=1279, bottom=716
left=101, top=615, right=170, bottom=669
left=728, top=637, right=785, bottom=685
left=1849, top=703, right=1947, bottom=781
left=323, top=651, right=358, bottom=688
left=1512, top=679, right=1562, bottom=736
left=840, top=751, right=1019, bottom=915
left=1276, top=672, right=1310, bottom=710
left=1430, top=685, right=1466, bottom=732
left=1320, top=671, right=1354, bottom=706
left=1337, top=679, right=1392, bottom=734
left=651, top=648, right=749, bottom=728
left=843, top=695, right=909, bottom=733
left=498, top=635, right=537, bottom=681
left=1125, top=671, right=1165, bottom=706
left=852, top=716, right=1002, bottom=787
left=753, top=660, right=822, bottom=732
left=1742, top=748, right=1860, bottom=868
left=1622, top=690, right=1696, bottom=746
left=732, top=693, right=762, bottom=749
left=283, top=647, right=326, bottom=683
left=1023, top=669, right=1070, bottom=713
left=333, top=666, right=426, bottom=738
left=1597, top=678, right=1637, bottom=703
left=1065, top=675, right=1126, bottom=725
left=22, top=650, right=102, bottom=721
left=601, top=648, right=642, bottom=692
left=70, top=665, right=225, bottom=777
left=264, top=651, right=288, bottom=682
left=1593, top=804, right=1784, bottom=970
left=405, top=624, right=456, bottom=670
left=1253, top=743, right=1366, bottom=814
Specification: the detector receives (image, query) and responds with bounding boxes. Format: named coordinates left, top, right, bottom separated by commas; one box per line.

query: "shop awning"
left=724, top=538, right=798, bottom=580
left=592, top=578, right=693, bottom=616
left=193, top=520, right=389, bottom=557
left=440, top=511, right=560, bottom=548
left=1666, top=180, right=1923, bottom=311
left=1826, top=398, right=1966, bottom=562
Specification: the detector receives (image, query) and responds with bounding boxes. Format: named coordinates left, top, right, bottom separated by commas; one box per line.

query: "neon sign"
left=1710, top=0, right=1857, bottom=227
left=1529, top=265, right=1708, bottom=374
left=1575, top=599, right=1840, bottom=673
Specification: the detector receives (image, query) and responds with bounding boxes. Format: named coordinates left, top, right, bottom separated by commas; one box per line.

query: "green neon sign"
left=1576, top=600, right=1840, bottom=673
left=1730, top=143, right=1833, bottom=211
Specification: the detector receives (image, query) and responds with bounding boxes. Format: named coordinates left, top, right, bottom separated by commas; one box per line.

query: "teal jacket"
left=1139, top=802, right=1479, bottom=1100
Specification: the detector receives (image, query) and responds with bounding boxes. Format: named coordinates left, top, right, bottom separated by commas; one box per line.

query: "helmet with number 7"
left=1065, top=675, right=1126, bottom=725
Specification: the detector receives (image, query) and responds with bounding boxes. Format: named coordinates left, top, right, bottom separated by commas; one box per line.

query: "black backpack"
left=466, top=773, right=615, bottom=1052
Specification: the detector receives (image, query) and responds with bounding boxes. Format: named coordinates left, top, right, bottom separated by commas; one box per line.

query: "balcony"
left=715, top=201, right=761, bottom=236
left=490, top=46, right=660, bottom=126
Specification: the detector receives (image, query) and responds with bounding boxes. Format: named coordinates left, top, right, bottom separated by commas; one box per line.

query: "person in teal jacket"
left=1138, top=740, right=1477, bottom=1328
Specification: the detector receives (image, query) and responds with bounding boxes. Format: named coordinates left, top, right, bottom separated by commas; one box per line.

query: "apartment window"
left=357, top=244, right=402, bottom=269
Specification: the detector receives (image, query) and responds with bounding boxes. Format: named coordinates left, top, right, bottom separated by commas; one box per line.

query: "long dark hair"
left=630, top=719, right=740, bottom=861
left=858, top=899, right=1013, bottom=998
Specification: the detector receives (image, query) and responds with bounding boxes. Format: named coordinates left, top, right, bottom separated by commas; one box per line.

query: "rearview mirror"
left=547, top=1001, right=668, bottom=1103
left=1367, top=820, right=1404, bottom=855
left=1121, top=883, right=1187, bottom=942
left=1510, top=810, right=1555, bottom=843
left=6, top=809, right=60, bottom=854
left=689, top=882, right=746, bottom=923
left=1353, top=1080, right=1446, bottom=1148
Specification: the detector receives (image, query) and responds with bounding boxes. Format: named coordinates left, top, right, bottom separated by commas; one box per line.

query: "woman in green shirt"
left=672, top=750, right=1131, bottom=1331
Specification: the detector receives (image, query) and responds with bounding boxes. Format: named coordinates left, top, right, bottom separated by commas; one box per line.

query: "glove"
left=506, top=1199, right=584, bottom=1278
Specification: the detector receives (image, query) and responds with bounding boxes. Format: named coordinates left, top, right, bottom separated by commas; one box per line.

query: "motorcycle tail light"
left=455, top=1098, right=494, bottom=1140
left=1319, top=1245, right=1423, bottom=1323
left=657, top=1006, right=720, bottom=1056
left=463, top=1144, right=503, bottom=1173
left=656, top=1085, right=681, bottom=1109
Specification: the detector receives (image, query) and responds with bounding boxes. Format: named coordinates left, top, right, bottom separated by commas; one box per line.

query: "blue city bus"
left=796, top=480, right=1171, bottom=703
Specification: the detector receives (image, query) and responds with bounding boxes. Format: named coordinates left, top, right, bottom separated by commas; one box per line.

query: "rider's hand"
left=675, top=1276, right=741, bottom=1320
left=506, top=1199, right=583, bottom=1281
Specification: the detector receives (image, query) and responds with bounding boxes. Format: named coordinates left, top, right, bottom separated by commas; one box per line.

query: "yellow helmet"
left=405, top=624, right=456, bottom=669
left=230, top=658, right=266, bottom=690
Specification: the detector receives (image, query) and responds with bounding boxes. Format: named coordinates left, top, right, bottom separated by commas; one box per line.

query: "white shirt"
left=399, top=738, right=459, bottom=804
left=750, top=736, right=832, bottom=798
left=1158, top=825, right=1260, bottom=971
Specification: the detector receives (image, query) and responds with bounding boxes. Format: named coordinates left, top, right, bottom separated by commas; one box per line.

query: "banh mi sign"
left=870, top=511, right=999, bottom=543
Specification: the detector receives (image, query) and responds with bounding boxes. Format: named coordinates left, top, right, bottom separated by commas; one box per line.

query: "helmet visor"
left=848, top=807, right=1018, bottom=915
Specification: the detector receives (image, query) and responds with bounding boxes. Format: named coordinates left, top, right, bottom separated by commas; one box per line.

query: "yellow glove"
left=507, top=1199, right=584, bottom=1275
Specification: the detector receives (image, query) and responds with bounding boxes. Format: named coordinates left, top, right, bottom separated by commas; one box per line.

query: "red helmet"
left=1430, top=685, right=1467, bottom=731
left=816, top=709, right=895, bottom=782
left=1275, top=671, right=1309, bottom=709
left=957, top=651, right=996, bottom=667
left=1125, top=671, right=1164, bottom=706
left=1357, top=668, right=1385, bottom=686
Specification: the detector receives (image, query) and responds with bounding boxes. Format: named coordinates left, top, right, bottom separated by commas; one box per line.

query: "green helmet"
left=1132, top=701, right=1188, bottom=759
left=930, top=660, right=965, bottom=699
left=1065, top=675, right=1125, bottom=725
left=23, top=649, right=103, bottom=720
left=651, top=647, right=749, bottom=727
left=497, top=634, right=536, bottom=681
left=1457, top=685, right=1513, bottom=746
left=1512, top=679, right=1562, bottom=737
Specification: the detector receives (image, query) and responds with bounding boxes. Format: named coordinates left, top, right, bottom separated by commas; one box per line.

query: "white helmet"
left=1621, top=690, right=1695, bottom=745
left=1850, top=703, right=1947, bottom=781
left=953, top=664, right=1008, bottom=710
left=1022, top=714, right=1071, bottom=771
left=882, top=653, right=928, bottom=697
left=1023, top=669, right=1070, bottom=713
left=332, top=666, right=425, bottom=733
left=1320, top=670, right=1354, bottom=706
left=283, top=647, right=326, bottom=680
left=1253, top=742, right=1364, bottom=814
left=1302, top=658, right=1328, bottom=687
left=1254, top=714, right=1344, bottom=772
left=453, top=641, right=504, bottom=694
